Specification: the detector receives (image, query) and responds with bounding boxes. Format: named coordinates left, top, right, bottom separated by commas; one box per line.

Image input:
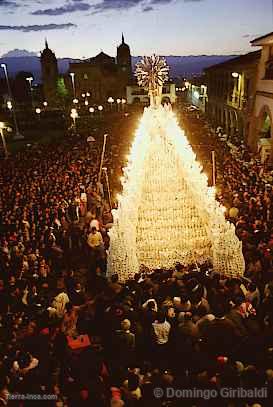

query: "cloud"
left=32, top=1, right=91, bottom=16
left=1, top=49, right=38, bottom=57
left=32, top=0, right=203, bottom=16
left=0, top=0, right=18, bottom=7
left=149, top=0, right=174, bottom=4
left=91, top=0, right=143, bottom=14
left=143, top=5, right=153, bottom=12
left=0, top=23, right=76, bottom=32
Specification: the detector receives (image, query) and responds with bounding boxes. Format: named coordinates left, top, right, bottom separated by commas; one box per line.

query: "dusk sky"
left=0, top=0, right=272, bottom=58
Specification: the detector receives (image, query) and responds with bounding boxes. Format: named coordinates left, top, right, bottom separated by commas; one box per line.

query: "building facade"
left=186, top=76, right=208, bottom=112
left=126, top=83, right=176, bottom=105
left=248, top=32, right=273, bottom=158
left=205, top=51, right=261, bottom=140
left=67, top=35, right=132, bottom=103
left=40, top=35, right=132, bottom=106
left=40, top=40, right=59, bottom=107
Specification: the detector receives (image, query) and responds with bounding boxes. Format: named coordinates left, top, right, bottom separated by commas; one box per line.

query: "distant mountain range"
left=0, top=50, right=236, bottom=81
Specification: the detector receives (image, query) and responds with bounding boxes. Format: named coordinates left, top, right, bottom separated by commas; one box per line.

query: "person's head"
left=17, top=351, right=31, bottom=369
left=214, top=304, right=227, bottom=318
left=156, top=310, right=166, bottom=323
left=91, top=226, right=97, bottom=233
left=121, top=319, right=131, bottom=332
left=248, top=282, right=257, bottom=293
left=147, top=299, right=156, bottom=311
left=111, top=274, right=119, bottom=284
left=196, top=305, right=208, bottom=318
left=127, top=373, right=139, bottom=391
left=75, top=282, right=81, bottom=292
left=232, top=295, right=245, bottom=308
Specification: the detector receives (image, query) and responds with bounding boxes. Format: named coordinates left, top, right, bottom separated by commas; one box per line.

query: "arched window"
left=260, top=112, right=272, bottom=138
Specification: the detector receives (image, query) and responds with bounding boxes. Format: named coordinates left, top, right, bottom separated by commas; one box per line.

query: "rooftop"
left=251, top=31, right=273, bottom=46
left=204, top=50, right=261, bottom=72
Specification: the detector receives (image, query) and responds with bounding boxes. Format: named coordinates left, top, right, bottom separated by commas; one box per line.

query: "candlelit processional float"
left=107, top=55, right=245, bottom=282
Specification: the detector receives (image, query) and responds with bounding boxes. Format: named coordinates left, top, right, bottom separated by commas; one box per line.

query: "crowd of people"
left=0, top=108, right=272, bottom=406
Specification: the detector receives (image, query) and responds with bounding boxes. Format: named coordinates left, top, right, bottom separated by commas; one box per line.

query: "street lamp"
left=43, top=101, right=48, bottom=107
left=70, top=72, right=76, bottom=98
left=26, top=76, right=33, bottom=108
left=0, top=122, right=8, bottom=158
left=102, top=167, right=112, bottom=209
left=98, top=105, right=103, bottom=117
left=232, top=72, right=239, bottom=78
left=35, top=107, right=41, bottom=120
left=82, top=93, right=86, bottom=98
left=70, top=108, right=78, bottom=131
left=121, top=98, right=126, bottom=111
left=84, top=100, right=89, bottom=106
left=7, top=101, right=12, bottom=110
left=97, top=133, right=108, bottom=194
left=116, top=98, right=121, bottom=112
left=89, top=107, right=95, bottom=114
left=1, top=63, right=22, bottom=139
left=86, top=92, right=90, bottom=97
left=73, top=98, right=79, bottom=104
left=108, top=96, right=114, bottom=111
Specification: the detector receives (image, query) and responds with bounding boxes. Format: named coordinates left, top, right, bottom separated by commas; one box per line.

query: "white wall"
left=126, top=84, right=176, bottom=105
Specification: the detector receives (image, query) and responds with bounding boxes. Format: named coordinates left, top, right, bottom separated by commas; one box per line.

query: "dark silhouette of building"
left=40, top=39, right=59, bottom=106
left=117, top=33, right=132, bottom=82
left=68, top=34, right=132, bottom=103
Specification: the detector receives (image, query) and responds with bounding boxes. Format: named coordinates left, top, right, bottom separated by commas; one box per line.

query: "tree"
left=56, top=77, right=69, bottom=104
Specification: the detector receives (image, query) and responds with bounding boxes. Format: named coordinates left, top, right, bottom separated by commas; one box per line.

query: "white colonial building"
left=249, top=32, right=273, bottom=160
left=126, top=83, right=176, bottom=105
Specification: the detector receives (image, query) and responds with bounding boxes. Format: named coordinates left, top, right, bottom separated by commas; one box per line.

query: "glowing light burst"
left=135, top=55, right=169, bottom=94
left=108, top=106, right=245, bottom=282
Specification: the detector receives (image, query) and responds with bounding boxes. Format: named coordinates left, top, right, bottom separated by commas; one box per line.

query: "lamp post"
left=116, top=98, right=121, bottom=112
left=98, top=105, right=103, bottom=117
left=70, top=108, right=78, bottom=133
left=70, top=72, right=76, bottom=98
left=102, top=167, right=112, bottom=209
left=26, top=76, right=33, bottom=109
left=35, top=107, right=41, bottom=120
left=0, top=122, right=8, bottom=159
left=89, top=107, right=95, bottom=116
left=7, top=101, right=12, bottom=111
left=1, top=63, right=22, bottom=139
left=107, top=97, right=114, bottom=111
left=73, top=98, right=79, bottom=104
left=97, top=133, right=108, bottom=193
left=43, top=101, right=48, bottom=108
left=121, top=98, right=126, bottom=112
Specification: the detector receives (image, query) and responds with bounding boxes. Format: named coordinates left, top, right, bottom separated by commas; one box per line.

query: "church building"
left=68, top=34, right=132, bottom=103
left=40, top=39, right=59, bottom=106
left=40, top=35, right=132, bottom=106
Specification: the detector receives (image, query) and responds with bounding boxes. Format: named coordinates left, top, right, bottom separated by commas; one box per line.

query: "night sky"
left=0, top=0, right=272, bottom=58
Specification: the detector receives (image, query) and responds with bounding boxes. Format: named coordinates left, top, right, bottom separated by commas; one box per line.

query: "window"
left=264, top=61, right=273, bottom=80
